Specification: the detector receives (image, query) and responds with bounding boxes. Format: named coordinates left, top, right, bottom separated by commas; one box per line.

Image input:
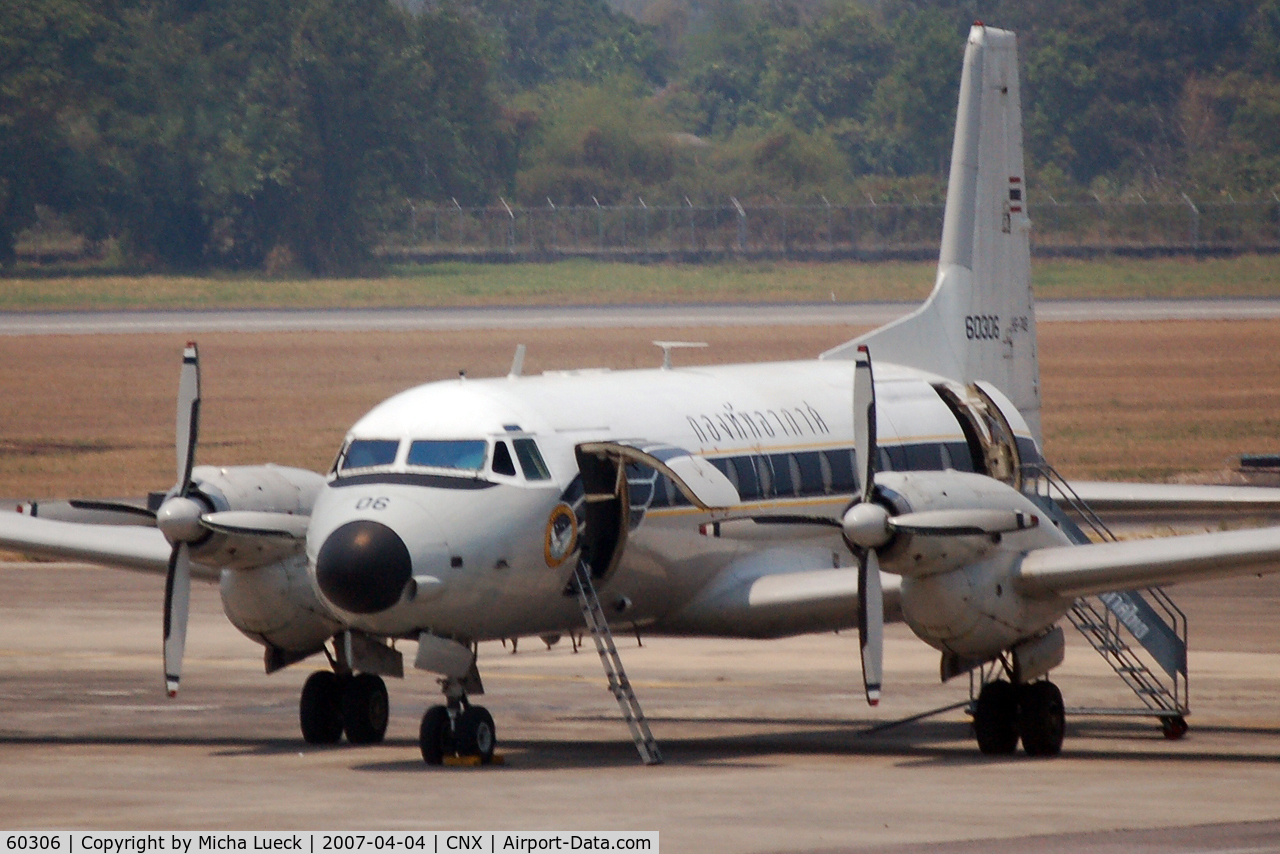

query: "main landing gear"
left=299, top=670, right=390, bottom=745
left=419, top=676, right=496, bottom=765
left=973, top=678, right=1065, bottom=757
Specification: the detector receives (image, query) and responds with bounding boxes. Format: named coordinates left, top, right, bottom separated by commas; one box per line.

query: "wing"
left=1066, top=481, right=1280, bottom=517
left=656, top=555, right=903, bottom=639
left=0, top=512, right=176, bottom=575
left=1015, top=526, right=1280, bottom=600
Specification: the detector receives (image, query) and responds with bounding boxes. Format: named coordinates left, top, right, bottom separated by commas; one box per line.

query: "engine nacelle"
left=899, top=551, right=1067, bottom=660
left=873, top=470, right=1044, bottom=578
left=220, top=553, right=341, bottom=661
left=873, top=471, right=1075, bottom=661
left=182, top=464, right=325, bottom=569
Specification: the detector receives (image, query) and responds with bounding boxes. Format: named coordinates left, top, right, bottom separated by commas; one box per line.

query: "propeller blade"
left=67, top=499, right=158, bottom=524
left=176, top=342, right=201, bottom=496
left=858, top=549, right=883, bottom=706
left=162, top=542, right=191, bottom=698
left=888, top=509, right=1039, bottom=537
left=853, top=345, right=876, bottom=504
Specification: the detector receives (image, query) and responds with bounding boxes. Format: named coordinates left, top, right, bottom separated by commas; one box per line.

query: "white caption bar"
left=2, top=834, right=658, bottom=854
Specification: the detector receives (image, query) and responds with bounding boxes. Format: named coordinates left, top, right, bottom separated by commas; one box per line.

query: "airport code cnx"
left=4, top=834, right=657, bottom=854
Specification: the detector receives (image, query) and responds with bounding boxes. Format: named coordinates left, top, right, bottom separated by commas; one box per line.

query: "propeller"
left=154, top=342, right=203, bottom=698
left=840, top=347, right=1037, bottom=707
left=847, top=346, right=883, bottom=705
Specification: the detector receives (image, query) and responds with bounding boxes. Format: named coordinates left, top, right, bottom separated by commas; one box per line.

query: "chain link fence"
left=387, top=198, right=1280, bottom=262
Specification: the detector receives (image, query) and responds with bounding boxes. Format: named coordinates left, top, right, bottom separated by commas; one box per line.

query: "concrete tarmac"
left=3, top=561, right=1280, bottom=851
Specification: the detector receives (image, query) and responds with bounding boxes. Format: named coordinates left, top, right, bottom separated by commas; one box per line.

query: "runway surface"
left=3, top=561, right=1280, bottom=851
left=2, top=297, right=1280, bottom=335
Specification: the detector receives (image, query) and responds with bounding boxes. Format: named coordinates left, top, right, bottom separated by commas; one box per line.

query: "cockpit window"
left=491, top=441, right=517, bottom=476
left=407, top=439, right=487, bottom=471
left=512, top=438, right=551, bottom=480
left=341, top=439, right=400, bottom=471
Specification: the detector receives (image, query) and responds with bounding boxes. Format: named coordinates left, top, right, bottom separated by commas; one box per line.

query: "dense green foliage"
left=4, top=0, right=1279, bottom=272
left=2, top=0, right=508, bottom=272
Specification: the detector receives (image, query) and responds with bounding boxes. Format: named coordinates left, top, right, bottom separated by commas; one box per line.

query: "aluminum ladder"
left=573, top=561, right=663, bottom=764
left=1024, top=463, right=1189, bottom=734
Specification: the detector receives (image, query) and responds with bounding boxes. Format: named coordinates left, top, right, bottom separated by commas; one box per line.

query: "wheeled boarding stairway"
left=1024, top=463, right=1190, bottom=737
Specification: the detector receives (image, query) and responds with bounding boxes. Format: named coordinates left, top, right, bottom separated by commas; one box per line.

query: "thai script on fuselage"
left=686, top=401, right=830, bottom=445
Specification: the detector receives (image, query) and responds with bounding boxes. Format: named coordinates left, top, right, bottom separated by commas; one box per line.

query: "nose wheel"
left=419, top=678, right=497, bottom=765
left=299, top=670, right=390, bottom=745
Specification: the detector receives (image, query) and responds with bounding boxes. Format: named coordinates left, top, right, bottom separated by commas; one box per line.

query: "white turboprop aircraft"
left=6, top=24, right=1280, bottom=762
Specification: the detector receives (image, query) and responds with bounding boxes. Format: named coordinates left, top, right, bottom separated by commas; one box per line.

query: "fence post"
left=731, top=196, right=745, bottom=251
left=1180, top=192, right=1199, bottom=246
left=685, top=196, right=695, bottom=252
left=821, top=195, right=833, bottom=253
left=500, top=197, right=515, bottom=250
left=452, top=197, right=463, bottom=251
left=593, top=196, right=603, bottom=250
left=639, top=197, right=649, bottom=253
left=547, top=198, right=557, bottom=250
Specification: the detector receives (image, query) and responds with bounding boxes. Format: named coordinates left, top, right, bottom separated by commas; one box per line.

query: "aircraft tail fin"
left=822, top=25, right=1040, bottom=442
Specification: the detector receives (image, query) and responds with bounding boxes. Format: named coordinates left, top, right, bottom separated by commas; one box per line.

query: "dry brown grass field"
left=1, top=320, right=1278, bottom=499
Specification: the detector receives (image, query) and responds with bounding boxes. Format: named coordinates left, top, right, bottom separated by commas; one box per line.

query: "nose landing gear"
left=419, top=676, right=497, bottom=765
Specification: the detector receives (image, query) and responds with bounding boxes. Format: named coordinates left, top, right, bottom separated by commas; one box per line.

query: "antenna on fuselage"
left=508, top=344, right=526, bottom=378
left=653, top=341, right=707, bottom=370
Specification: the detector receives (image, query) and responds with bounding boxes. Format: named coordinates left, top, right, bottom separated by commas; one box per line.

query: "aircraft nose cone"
left=315, top=520, right=413, bottom=614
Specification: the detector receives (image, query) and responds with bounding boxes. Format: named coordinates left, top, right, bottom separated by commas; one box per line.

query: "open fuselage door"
left=573, top=441, right=740, bottom=581
left=933, top=381, right=1024, bottom=491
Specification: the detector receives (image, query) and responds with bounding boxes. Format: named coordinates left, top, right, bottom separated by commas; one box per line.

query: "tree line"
left=4, top=0, right=1278, bottom=273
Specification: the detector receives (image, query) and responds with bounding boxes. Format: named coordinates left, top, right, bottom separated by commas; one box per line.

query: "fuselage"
left=305, top=356, right=1045, bottom=647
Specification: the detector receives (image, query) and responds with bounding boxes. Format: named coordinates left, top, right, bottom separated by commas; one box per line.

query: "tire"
left=341, top=673, right=389, bottom=745
left=420, top=705, right=452, bottom=765
left=299, top=671, right=344, bottom=744
left=1162, top=715, right=1189, bottom=740
left=456, top=706, right=497, bottom=764
left=1018, top=681, right=1065, bottom=757
left=974, top=679, right=1019, bottom=755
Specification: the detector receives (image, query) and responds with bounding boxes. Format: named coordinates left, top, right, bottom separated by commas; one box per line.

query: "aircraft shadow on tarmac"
left=5, top=717, right=1279, bottom=770
left=337, top=717, right=1280, bottom=773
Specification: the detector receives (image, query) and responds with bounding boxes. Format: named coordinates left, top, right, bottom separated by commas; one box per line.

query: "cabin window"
left=944, top=441, right=975, bottom=471
left=341, top=439, right=400, bottom=471
left=491, top=441, right=517, bottom=476
left=794, top=451, right=826, bottom=496
left=756, top=455, right=773, bottom=497
left=731, top=457, right=761, bottom=500
left=882, top=445, right=907, bottom=472
left=406, top=439, right=487, bottom=471
left=766, top=454, right=798, bottom=497
left=512, top=438, right=551, bottom=480
left=824, top=448, right=857, bottom=493
left=903, top=444, right=944, bottom=471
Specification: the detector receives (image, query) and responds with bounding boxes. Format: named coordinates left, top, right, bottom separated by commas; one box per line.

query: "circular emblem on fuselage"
left=544, top=502, right=579, bottom=567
